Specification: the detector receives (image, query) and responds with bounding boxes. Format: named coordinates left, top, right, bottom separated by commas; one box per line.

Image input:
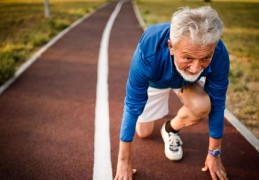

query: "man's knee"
left=136, top=121, right=154, bottom=138
left=180, top=83, right=211, bottom=120
left=179, top=93, right=211, bottom=128
left=190, top=93, right=211, bottom=120
left=181, top=98, right=211, bottom=127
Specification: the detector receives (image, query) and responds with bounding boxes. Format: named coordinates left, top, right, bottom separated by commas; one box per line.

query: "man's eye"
left=202, top=57, right=211, bottom=61
left=185, top=57, right=193, bottom=61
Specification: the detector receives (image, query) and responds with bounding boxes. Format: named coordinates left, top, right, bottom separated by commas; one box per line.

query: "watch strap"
left=208, top=149, right=222, bottom=157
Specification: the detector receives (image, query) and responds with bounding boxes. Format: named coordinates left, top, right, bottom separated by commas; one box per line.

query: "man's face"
left=168, top=37, right=216, bottom=82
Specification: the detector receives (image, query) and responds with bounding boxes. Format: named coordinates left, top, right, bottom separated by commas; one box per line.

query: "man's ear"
left=167, top=40, right=174, bottom=55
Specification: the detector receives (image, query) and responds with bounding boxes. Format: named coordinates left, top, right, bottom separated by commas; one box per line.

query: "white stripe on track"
left=93, top=1, right=124, bottom=180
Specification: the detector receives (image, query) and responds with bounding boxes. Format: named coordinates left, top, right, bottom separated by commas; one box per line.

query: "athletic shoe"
left=161, top=122, right=183, bottom=161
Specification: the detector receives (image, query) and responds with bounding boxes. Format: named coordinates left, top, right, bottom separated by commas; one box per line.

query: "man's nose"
left=190, top=60, right=202, bottom=74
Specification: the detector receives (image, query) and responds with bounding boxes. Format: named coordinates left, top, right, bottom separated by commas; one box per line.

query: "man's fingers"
left=205, top=167, right=228, bottom=180
left=216, top=170, right=228, bottom=180
left=217, top=165, right=228, bottom=180
left=209, top=170, right=218, bottom=180
left=221, top=166, right=227, bottom=174
left=132, top=169, right=137, bottom=175
left=201, top=165, right=208, bottom=172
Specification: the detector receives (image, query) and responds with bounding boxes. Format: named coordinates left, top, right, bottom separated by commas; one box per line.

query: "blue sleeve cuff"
left=208, top=110, right=225, bottom=139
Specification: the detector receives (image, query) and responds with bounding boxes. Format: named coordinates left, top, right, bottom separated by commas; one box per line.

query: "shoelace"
left=168, top=132, right=183, bottom=151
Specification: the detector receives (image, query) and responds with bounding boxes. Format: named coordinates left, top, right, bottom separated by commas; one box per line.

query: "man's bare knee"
left=137, top=129, right=153, bottom=138
left=181, top=93, right=211, bottom=127
left=136, top=121, right=154, bottom=138
left=181, top=84, right=211, bottom=119
left=191, top=94, right=211, bottom=119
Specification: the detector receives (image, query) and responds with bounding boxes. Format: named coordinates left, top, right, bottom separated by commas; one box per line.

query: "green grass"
left=0, top=0, right=106, bottom=84
left=136, top=0, right=259, bottom=138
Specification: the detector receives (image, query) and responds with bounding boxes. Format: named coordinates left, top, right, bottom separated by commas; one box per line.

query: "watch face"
left=215, top=151, right=221, bottom=157
left=209, top=150, right=221, bottom=157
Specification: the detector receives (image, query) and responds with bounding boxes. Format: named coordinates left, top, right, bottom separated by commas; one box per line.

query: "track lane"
left=0, top=2, right=116, bottom=179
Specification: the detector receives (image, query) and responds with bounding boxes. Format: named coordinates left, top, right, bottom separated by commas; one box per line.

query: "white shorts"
left=137, top=87, right=171, bottom=122
left=137, top=77, right=205, bottom=123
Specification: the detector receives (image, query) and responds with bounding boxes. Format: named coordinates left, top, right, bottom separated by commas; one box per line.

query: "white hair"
left=170, top=6, right=223, bottom=46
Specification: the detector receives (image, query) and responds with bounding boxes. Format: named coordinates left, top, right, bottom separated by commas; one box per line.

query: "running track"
left=0, top=0, right=258, bottom=179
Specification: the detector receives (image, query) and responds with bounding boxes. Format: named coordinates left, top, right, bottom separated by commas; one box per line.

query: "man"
left=115, top=6, right=229, bottom=180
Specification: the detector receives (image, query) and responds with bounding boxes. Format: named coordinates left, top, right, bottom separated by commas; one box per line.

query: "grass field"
left=0, top=0, right=106, bottom=84
left=136, top=0, right=259, bottom=138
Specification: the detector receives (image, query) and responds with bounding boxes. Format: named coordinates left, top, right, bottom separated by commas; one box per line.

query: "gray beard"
left=174, top=60, right=203, bottom=82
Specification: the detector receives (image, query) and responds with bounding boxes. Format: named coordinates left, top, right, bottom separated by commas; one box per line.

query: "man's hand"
left=202, top=153, right=228, bottom=180
left=114, top=141, right=134, bottom=180
left=114, top=159, right=134, bottom=180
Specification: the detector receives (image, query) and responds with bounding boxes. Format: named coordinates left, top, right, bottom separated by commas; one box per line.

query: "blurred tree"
left=204, top=0, right=212, bottom=2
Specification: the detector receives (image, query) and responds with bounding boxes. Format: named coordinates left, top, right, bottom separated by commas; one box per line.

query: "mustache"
left=174, top=62, right=203, bottom=82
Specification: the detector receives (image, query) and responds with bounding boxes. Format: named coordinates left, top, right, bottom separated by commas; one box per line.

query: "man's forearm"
left=209, top=137, right=222, bottom=150
left=118, top=141, right=132, bottom=161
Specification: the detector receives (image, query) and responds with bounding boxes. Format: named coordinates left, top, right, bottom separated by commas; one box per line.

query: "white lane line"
left=93, top=1, right=124, bottom=180
left=224, top=110, right=259, bottom=152
left=132, top=0, right=146, bottom=31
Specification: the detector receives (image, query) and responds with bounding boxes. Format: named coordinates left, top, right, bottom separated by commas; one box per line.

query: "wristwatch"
left=208, top=149, right=222, bottom=157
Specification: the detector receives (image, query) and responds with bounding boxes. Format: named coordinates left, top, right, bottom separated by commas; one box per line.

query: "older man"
left=115, top=6, right=229, bottom=180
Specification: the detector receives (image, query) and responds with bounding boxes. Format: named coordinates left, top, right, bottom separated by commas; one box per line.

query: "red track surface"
left=0, top=1, right=258, bottom=179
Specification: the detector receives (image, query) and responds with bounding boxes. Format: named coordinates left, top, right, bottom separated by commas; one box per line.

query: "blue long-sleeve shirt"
left=120, top=22, right=229, bottom=142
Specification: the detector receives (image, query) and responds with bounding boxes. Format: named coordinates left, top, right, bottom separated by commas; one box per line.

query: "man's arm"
left=202, top=41, right=230, bottom=180
left=114, top=141, right=133, bottom=179
left=204, top=40, right=230, bottom=139
left=115, top=44, right=151, bottom=179
left=208, top=136, right=221, bottom=150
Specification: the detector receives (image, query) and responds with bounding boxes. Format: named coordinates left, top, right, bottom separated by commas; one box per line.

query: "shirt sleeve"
left=120, top=45, right=153, bottom=142
left=204, top=41, right=230, bottom=139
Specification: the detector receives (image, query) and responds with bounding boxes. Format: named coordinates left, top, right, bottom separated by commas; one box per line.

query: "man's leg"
left=161, top=82, right=211, bottom=161
left=136, top=121, right=155, bottom=138
left=171, top=82, right=211, bottom=131
left=136, top=87, right=171, bottom=138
